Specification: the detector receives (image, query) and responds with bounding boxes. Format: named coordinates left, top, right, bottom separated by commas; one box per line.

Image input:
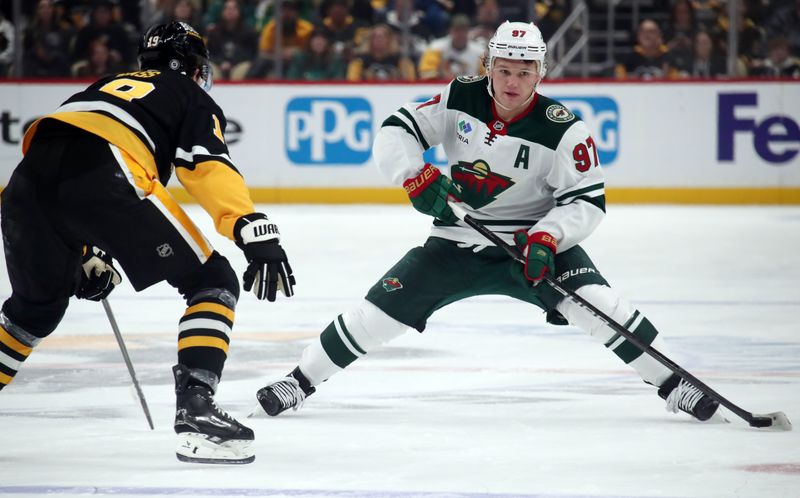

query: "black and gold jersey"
left=22, top=69, right=254, bottom=240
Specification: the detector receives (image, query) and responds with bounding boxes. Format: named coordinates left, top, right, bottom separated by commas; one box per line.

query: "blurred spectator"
left=140, top=0, right=202, bottom=29
left=172, top=0, right=202, bottom=27
left=23, top=0, right=74, bottom=77
left=71, top=37, right=126, bottom=77
left=72, top=0, right=134, bottom=67
left=470, top=0, right=500, bottom=44
left=381, top=0, right=432, bottom=59
left=206, top=0, right=259, bottom=80
left=449, top=0, right=477, bottom=19
left=767, top=0, right=800, bottom=56
left=418, top=14, right=483, bottom=80
left=316, top=0, right=368, bottom=58
left=663, top=0, right=698, bottom=75
left=534, top=0, right=567, bottom=41
left=711, top=0, right=764, bottom=72
left=615, top=19, right=672, bottom=79
left=690, top=0, right=720, bottom=24
left=318, top=0, right=375, bottom=25
left=286, top=29, right=346, bottom=80
left=203, top=0, right=260, bottom=29
left=0, top=10, right=13, bottom=76
left=254, top=0, right=314, bottom=77
left=749, top=36, right=800, bottom=78
left=253, top=0, right=315, bottom=31
left=670, top=29, right=727, bottom=78
left=347, top=23, right=416, bottom=81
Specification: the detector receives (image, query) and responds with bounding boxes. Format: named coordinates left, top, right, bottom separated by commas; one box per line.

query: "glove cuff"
left=235, top=213, right=280, bottom=247
left=528, top=231, right=558, bottom=253
left=402, top=163, right=439, bottom=198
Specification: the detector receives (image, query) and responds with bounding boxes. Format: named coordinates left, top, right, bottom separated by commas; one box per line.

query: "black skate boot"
left=255, top=367, right=316, bottom=417
left=658, top=373, right=721, bottom=422
left=173, top=364, right=255, bottom=464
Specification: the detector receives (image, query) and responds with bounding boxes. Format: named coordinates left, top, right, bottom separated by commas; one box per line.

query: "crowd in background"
left=0, top=0, right=797, bottom=81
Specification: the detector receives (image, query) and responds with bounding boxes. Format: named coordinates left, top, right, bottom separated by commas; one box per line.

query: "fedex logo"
left=286, top=97, right=372, bottom=165
left=718, top=93, right=799, bottom=164
left=555, top=96, right=619, bottom=166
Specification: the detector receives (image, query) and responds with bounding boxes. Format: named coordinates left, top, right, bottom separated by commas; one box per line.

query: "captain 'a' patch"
left=450, top=160, right=515, bottom=209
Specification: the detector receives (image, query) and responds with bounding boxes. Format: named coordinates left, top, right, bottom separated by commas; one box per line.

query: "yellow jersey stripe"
left=0, top=371, right=13, bottom=385
left=0, top=327, right=32, bottom=357
left=183, top=302, right=235, bottom=322
left=150, top=182, right=213, bottom=258
left=23, top=113, right=158, bottom=182
left=177, top=336, right=230, bottom=354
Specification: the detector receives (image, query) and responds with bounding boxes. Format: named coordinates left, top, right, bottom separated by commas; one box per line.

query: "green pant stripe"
left=337, top=316, right=366, bottom=355
left=611, top=316, right=659, bottom=364
left=604, top=310, right=641, bottom=347
left=320, top=321, right=359, bottom=368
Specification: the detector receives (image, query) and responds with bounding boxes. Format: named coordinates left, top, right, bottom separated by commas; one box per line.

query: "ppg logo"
left=286, top=97, right=373, bottom=165
left=555, top=96, right=620, bottom=166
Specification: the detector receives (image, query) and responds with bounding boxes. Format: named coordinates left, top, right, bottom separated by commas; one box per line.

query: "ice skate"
left=658, top=374, right=727, bottom=423
left=173, top=364, right=255, bottom=464
left=253, top=367, right=315, bottom=417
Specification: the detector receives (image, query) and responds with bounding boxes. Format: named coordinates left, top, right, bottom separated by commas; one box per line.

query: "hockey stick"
left=102, top=298, right=155, bottom=430
left=448, top=202, right=792, bottom=431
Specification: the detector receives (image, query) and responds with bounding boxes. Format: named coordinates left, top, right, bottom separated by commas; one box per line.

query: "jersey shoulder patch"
left=544, top=103, right=575, bottom=123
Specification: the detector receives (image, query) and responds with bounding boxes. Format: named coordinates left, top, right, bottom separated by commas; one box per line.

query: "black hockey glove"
left=234, top=213, right=296, bottom=301
left=75, top=246, right=122, bottom=301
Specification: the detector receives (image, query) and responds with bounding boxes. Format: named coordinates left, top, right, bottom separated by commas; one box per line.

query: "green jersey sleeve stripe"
left=555, top=182, right=605, bottom=202
left=557, top=194, right=607, bottom=212
left=398, top=108, right=431, bottom=151
left=382, top=115, right=421, bottom=145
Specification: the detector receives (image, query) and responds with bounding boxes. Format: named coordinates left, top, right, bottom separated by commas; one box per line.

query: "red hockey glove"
left=402, top=164, right=461, bottom=223
left=513, top=230, right=557, bottom=285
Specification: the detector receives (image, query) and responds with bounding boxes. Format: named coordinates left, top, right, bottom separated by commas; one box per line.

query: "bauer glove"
left=513, top=230, right=557, bottom=285
left=234, top=213, right=296, bottom=301
left=402, top=164, right=462, bottom=224
left=75, top=246, right=122, bottom=301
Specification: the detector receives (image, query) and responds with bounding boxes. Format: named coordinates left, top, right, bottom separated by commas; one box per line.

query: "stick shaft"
left=102, top=299, right=155, bottom=430
left=451, top=205, right=761, bottom=425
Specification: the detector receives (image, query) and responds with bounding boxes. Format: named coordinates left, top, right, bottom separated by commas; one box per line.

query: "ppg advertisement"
left=0, top=81, right=797, bottom=198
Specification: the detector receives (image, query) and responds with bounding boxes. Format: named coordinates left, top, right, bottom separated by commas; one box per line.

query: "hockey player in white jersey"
left=254, top=21, right=720, bottom=422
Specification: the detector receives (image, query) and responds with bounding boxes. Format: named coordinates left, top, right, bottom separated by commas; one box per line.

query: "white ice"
left=1, top=204, right=798, bottom=498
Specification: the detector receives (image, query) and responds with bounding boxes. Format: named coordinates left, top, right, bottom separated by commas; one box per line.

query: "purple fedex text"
left=718, top=93, right=799, bottom=164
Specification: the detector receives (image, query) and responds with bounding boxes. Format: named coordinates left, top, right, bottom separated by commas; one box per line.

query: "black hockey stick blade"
left=448, top=201, right=792, bottom=432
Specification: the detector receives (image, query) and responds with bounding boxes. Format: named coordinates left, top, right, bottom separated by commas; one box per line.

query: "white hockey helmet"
left=486, top=21, right=547, bottom=79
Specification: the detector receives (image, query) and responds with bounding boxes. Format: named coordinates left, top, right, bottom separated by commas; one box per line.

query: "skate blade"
left=702, top=408, right=730, bottom=424
left=247, top=401, right=268, bottom=418
left=176, top=433, right=254, bottom=465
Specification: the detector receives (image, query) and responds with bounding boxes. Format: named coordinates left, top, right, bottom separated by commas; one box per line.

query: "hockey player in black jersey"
left=0, top=21, right=295, bottom=464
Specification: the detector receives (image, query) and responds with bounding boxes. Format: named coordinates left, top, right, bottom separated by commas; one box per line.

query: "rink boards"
left=0, top=79, right=797, bottom=204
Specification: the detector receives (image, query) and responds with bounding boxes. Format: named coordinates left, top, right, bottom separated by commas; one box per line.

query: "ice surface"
left=1, top=204, right=798, bottom=498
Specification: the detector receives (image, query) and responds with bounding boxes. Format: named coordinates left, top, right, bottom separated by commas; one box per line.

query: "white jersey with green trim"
left=372, top=75, right=606, bottom=252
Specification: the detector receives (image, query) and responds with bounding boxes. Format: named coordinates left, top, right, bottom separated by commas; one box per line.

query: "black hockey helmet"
left=138, top=21, right=213, bottom=91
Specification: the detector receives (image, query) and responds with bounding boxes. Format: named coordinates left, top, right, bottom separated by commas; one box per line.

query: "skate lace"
left=665, top=379, right=705, bottom=414
left=270, top=377, right=307, bottom=411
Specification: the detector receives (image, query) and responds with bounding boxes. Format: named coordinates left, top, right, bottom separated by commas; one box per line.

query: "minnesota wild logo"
left=450, top=160, right=515, bottom=209
left=382, top=277, right=403, bottom=292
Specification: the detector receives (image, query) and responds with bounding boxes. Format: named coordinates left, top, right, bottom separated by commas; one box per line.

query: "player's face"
left=491, top=58, right=540, bottom=110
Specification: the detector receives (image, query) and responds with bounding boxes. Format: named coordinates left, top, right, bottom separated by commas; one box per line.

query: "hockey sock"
left=0, top=316, right=41, bottom=391
left=299, top=300, right=409, bottom=386
left=557, top=284, right=673, bottom=386
left=177, top=291, right=235, bottom=383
